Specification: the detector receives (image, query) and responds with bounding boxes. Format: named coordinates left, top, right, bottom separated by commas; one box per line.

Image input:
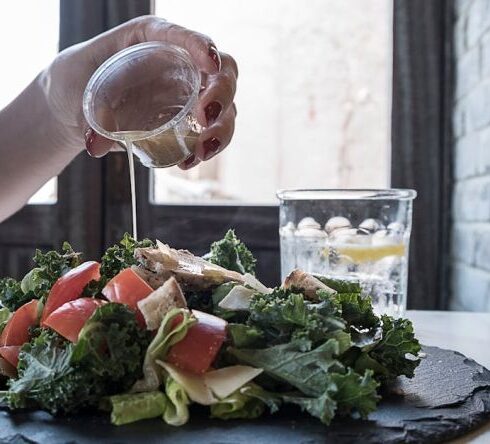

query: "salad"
left=0, top=230, right=421, bottom=426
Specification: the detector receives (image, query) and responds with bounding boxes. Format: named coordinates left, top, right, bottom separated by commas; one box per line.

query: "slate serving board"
left=1, top=346, right=489, bottom=444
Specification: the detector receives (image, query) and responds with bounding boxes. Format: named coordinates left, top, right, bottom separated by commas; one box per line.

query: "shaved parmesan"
left=204, top=365, right=263, bottom=399
left=157, top=361, right=263, bottom=404
left=157, top=361, right=217, bottom=405
left=243, top=273, right=273, bottom=294
left=138, top=277, right=186, bottom=330
left=218, top=285, right=255, bottom=311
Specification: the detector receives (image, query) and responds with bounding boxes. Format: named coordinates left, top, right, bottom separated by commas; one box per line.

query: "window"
left=0, top=0, right=59, bottom=204
left=154, top=0, right=392, bottom=204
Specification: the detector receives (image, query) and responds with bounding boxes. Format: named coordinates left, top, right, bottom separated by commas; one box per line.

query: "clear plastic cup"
left=277, top=189, right=417, bottom=317
left=83, top=42, right=202, bottom=168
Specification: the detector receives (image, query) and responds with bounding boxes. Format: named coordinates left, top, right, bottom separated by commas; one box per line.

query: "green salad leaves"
left=100, top=233, right=154, bottom=283
left=2, top=304, right=149, bottom=414
left=0, top=230, right=421, bottom=429
left=0, top=242, right=80, bottom=311
left=204, top=229, right=256, bottom=275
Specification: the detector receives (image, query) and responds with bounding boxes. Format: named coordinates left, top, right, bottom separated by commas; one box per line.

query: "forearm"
left=0, top=74, right=82, bottom=222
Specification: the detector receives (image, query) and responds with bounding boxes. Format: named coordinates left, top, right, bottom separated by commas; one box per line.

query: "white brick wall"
left=451, top=0, right=490, bottom=311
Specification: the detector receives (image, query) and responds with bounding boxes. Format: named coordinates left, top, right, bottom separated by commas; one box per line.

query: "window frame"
left=391, top=0, right=454, bottom=309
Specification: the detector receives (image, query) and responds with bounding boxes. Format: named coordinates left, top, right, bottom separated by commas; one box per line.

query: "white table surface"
left=406, top=311, right=490, bottom=443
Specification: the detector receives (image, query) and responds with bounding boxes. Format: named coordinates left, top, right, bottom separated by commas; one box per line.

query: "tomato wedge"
left=102, top=268, right=153, bottom=312
left=0, top=345, right=21, bottom=368
left=166, top=310, right=228, bottom=374
left=43, top=298, right=107, bottom=343
left=0, top=299, right=39, bottom=346
left=41, top=261, right=101, bottom=325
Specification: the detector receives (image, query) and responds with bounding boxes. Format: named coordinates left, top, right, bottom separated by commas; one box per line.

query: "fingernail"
left=203, top=137, right=221, bottom=160
left=85, top=127, right=97, bottom=156
left=205, top=101, right=222, bottom=125
left=182, top=154, right=197, bottom=169
left=208, top=44, right=221, bottom=71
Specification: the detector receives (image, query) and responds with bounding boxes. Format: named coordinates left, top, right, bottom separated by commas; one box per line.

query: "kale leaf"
left=368, top=315, right=421, bottom=380
left=335, top=293, right=379, bottom=329
left=100, top=233, right=154, bottom=283
left=330, top=369, right=380, bottom=418
left=0, top=242, right=80, bottom=311
left=228, top=338, right=343, bottom=397
left=0, top=278, right=29, bottom=312
left=3, top=304, right=149, bottom=414
left=5, top=331, right=99, bottom=414
left=72, top=303, right=150, bottom=392
left=248, top=288, right=345, bottom=347
left=204, top=229, right=256, bottom=275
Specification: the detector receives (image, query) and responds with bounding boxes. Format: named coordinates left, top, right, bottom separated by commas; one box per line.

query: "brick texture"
left=451, top=0, right=490, bottom=311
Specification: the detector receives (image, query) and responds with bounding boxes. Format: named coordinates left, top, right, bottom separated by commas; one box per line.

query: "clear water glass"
left=277, top=189, right=417, bottom=317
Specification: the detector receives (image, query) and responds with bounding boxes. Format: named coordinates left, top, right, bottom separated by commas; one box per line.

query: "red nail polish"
left=85, top=127, right=97, bottom=156
left=183, top=154, right=196, bottom=167
left=208, top=45, right=221, bottom=71
left=203, top=137, right=221, bottom=160
left=205, top=102, right=222, bottom=125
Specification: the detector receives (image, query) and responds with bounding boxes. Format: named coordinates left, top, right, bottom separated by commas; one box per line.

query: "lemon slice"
left=325, top=244, right=406, bottom=263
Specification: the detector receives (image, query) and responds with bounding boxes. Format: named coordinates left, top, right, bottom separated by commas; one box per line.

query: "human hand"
left=41, top=16, right=238, bottom=168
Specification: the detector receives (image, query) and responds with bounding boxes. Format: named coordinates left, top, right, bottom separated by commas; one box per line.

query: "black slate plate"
left=1, top=346, right=490, bottom=444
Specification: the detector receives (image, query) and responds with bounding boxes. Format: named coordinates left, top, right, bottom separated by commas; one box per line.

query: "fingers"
left=198, top=53, right=238, bottom=125
left=84, top=128, right=116, bottom=158
left=130, top=17, right=221, bottom=75
left=195, top=103, right=237, bottom=162
left=178, top=153, right=201, bottom=170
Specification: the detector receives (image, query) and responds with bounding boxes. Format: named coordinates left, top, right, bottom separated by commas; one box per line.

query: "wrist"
left=37, top=61, right=85, bottom=156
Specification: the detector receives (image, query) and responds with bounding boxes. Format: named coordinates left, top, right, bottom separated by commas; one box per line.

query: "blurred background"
left=0, top=0, right=488, bottom=312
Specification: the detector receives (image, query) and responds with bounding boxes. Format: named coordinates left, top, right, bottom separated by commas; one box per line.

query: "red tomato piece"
left=41, top=261, right=101, bottom=325
left=102, top=268, right=153, bottom=312
left=43, top=298, right=107, bottom=343
left=0, top=300, right=39, bottom=346
left=166, top=310, right=228, bottom=374
left=0, top=345, right=21, bottom=368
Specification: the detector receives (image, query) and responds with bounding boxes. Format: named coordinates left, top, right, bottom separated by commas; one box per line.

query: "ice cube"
left=296, top=227, right=327, bottom=238
left=387, top=222, right=405, bottom=235
left=353, top=228, right=373, bottom=245
left=324, top=216, right=351, bottom=234
left=298, top=217, right=321, bottom=230
left=359, top=218, right=384, bottom=233
left=329, top=227, right=358, bottom=244
left=280, top=221, right=296, bottom=237
left=372, top=229, right=400, bottom=246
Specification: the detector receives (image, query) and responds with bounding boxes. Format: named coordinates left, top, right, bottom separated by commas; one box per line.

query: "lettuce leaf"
left=105, top=391, right=168, bottom=426
left=0, top=307, right=11, bottom=335
left=133, top=308, right=196, bottom=392
left=163, top=377, right=190, bottom=426
left=210, top=385, right=265, bottom=420
left=239, top=383, right=281, bottom=413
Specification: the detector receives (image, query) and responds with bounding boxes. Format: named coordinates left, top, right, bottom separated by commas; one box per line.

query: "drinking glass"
left=83, top=42, right=202, bottom=167
left=277, top=189, right=417, bottom=317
